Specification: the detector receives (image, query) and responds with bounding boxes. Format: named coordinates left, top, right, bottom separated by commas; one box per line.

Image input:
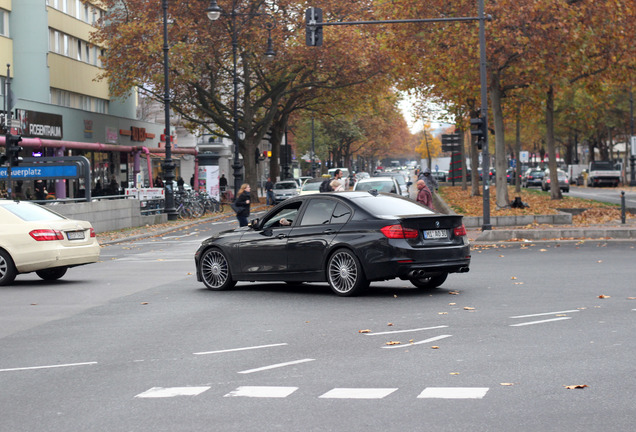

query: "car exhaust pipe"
left=458, top=266, right=470, bottom=273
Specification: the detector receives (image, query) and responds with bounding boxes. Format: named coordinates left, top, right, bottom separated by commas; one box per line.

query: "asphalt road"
left=1, top=221, right=635, bottom=432
left=568, top=185, right=636, bottom=208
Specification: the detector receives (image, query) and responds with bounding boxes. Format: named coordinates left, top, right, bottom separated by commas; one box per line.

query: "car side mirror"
left=248, top=218, right=260, bottom=229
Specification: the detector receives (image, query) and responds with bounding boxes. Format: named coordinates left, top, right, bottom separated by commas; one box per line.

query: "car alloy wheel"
left=36, top=267, right=68, bottom=281
left=327, top=249, right=368, bottom=296
left=200, top=248, right=236, bottom=290
left=0, top=250, right=17, bottom=286
left=410, top=272, right=448, bottom=289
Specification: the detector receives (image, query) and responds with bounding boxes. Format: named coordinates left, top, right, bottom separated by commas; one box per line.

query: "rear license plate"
left=67, top=231, right=85, bottom=240
left=423, top=229, right=448, bottom=239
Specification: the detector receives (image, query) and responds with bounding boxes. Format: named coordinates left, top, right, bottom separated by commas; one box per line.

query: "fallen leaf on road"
left=449, top=303, right=456, bottom=306
left=500, top=383, right=515, bottom=386
left=431, top=346, right=439, bottom=349
left=598, top=295, right=610, bottom=299
left=438, top=312, right=448, bottom=315
left=387, top=323, right=393, bottom=326
left=464, top=307, right=475, bottom=310
left=385, top=341, right=401, bottom=345
left=539, top=249, right=548, bottom=252
left=597, top=260, right=603, bottom=263
left=564, top=385, right=588, bottom=390
left=141, top=302, right=148, bottom=305
left=511, top=276, right=517, bottom=280
left=449, top=291, right=460, bottom=295
left=358, top=329, right=371, bottom=333
left=450, top=372, right=460, bottom=375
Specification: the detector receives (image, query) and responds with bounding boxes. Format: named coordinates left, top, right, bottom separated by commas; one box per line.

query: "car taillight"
left=453, top=224, right=467, bottom=237
left=30, top=229, right=64, bottom=241
left=381, top=224, right=419, bottom=239
left=90, top=228, right=96, bottom=238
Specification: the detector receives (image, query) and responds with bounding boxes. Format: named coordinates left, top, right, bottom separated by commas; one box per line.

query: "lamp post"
left=161, top=0, right=177, bottom=220
left=205, top=0, right=276, bottom=199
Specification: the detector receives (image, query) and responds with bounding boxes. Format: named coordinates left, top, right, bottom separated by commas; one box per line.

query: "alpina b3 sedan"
left=195, top=191, right=470, bottom=296
left=0, top=200, right=101, bottom=285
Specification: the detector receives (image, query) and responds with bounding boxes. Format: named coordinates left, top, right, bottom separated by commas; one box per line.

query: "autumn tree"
left=92, top=0, right=392, bottom=199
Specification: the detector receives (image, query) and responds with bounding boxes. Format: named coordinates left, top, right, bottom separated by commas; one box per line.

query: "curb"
left=475, top=227, right=636, bottom=242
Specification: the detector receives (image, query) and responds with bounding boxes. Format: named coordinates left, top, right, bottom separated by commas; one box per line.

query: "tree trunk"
left=490, top=71, right=510, bottom=208
left=545, top=85, right=562, bottom=200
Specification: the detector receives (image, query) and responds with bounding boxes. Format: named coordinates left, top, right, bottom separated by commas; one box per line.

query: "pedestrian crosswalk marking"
left=135, top=385, right=491, bottom=399
left=224, top=386, right=298, bottom=398
left=417, top=387, right=489, bottom=399
left=319, top=388, right=398, bottom=399
left=135, top=386, right=210, bottom=398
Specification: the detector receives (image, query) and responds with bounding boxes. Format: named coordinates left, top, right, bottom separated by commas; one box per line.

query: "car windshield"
left=356, top=180, right=395, bottom=193
left=353, top=195, right=434, bottom=217
left=275, top=182, right=297, bottom=190
left=302, top=181, right=323, bottom=191
left=1, top=202, right=66, bottom=221
left=590, top=161, right=615, bottom=170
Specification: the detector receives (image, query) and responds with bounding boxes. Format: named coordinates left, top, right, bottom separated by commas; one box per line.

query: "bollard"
left=621, top=191, right=626, bottom=224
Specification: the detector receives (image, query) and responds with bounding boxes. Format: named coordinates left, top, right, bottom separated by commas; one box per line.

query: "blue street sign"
left=0, top=164, right=78, bottom=179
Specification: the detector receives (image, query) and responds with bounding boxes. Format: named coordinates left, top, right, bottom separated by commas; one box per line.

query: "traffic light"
left=6, top=134, right=23, bottom=166
left=305, top=7, right=323, bottom=46
left=470, top=116, right=487, bottom=150
left=262, top=150, right=272, bottom=158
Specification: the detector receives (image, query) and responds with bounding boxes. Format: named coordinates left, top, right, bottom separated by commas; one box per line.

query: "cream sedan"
left=0, top=200, right=101, bottom=285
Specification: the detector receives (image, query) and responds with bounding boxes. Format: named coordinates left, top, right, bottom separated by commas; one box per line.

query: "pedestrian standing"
left=416, top=179, right=433, bottom=209
left=265, top=177, right=275, bottom=206
left=34, top=179, right=47, bottom=201
left=234, top=183, right=251, bottom=227
left=421, top=167, right=438, bottom=192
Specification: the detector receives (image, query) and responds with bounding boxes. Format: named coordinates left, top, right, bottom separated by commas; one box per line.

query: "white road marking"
left=319, top=388, right=398, bottom=399
left=510, top=317, right=572, bottom=327
left=238, top=358, right=315, bottom=374
left=224, top=386, right=298, bottom=398
left=193, top=343, right=288, bottom=355
left=135, top=386, right=210, bottom=398
left=510, top=310, right=580, bottom=319
left=0, top=361, right=97, bottom=373
left=418, top=387, right=489, bottom=399
left=382, top=335, right=452, bottom=349
left=365, top=326, right=448, bottom=336
left=161, top=232, right=199, bottom=239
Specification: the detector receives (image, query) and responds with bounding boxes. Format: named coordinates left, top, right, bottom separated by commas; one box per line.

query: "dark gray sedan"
left=195, top=192, right=470, bottom=296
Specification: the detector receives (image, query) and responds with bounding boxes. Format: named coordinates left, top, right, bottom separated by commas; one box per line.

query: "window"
left=300, top=199, right=337, bottom=226
left=0, top=9, right=6, bottom=37
left=330, top=203, right=352, bottom=225
left=63, top=34, right=69, bottom=56
left=77, top=40, right=82, bottom=60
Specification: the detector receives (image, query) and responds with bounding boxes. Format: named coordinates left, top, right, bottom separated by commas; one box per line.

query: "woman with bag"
left=233, top=183, right=251, bottom=227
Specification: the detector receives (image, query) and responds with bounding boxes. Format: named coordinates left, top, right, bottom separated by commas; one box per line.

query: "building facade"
left=0, top=0, right=196, bottom=200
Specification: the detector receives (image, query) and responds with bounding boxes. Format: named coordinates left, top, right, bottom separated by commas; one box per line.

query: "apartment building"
left=0, top=0, right=196, bottom=199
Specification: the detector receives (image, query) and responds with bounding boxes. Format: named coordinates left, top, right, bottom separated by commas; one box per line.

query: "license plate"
left=67, top=231, right=85, bottom=240
left=423, top=229, right=448, bottom=239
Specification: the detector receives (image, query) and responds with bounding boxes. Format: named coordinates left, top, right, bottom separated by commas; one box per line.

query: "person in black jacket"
left=234, top=183, right=251, bottom=227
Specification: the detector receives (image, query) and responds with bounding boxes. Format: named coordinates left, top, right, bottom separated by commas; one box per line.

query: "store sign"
left=15, top=109, right=63, bottom=139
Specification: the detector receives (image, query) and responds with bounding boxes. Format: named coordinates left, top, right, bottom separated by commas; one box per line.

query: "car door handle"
left=277, top=233, right=287, bottom=239
left=322, top=229, right=336, bottom=234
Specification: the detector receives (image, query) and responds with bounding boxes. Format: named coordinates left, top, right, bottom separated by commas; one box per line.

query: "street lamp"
left=161, top=0, right=177, bottom=220
left=205, top=0, right=276, bottom=199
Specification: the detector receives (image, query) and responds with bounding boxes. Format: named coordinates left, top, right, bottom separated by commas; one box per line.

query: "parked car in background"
left=522, top=168, right=545, bottom=188
left=273, top=180, right=300, bottom=203
left=0, top=200, right=101, bottom=286
left=372, top=172, right=411, bottom=197
left=353, top=177, right=404, bottom=197
left=194, top=192, right=470, bottom=296
left=506, top=168, right=522, bottom=185
left=430, top=171, right=448, bottom=183
left=299, top=178, right=325, bottom=195
left=541, top=169, right=570, bottom=193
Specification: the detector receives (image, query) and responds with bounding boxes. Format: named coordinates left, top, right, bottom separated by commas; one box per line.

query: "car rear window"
left=275, top=182, right=297, bottom=190
left=353, top=195, right=434, bottom=217
left=1, top=202, right=66, bottom=221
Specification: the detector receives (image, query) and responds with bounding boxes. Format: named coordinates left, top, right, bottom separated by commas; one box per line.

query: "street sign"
left=631, top=136, right=636, bottom=156
left=0, top=164, right=79, bottom=179
left=520, top=151, right=529, bottom=162
left=441, top=133, right=461, bottom=152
